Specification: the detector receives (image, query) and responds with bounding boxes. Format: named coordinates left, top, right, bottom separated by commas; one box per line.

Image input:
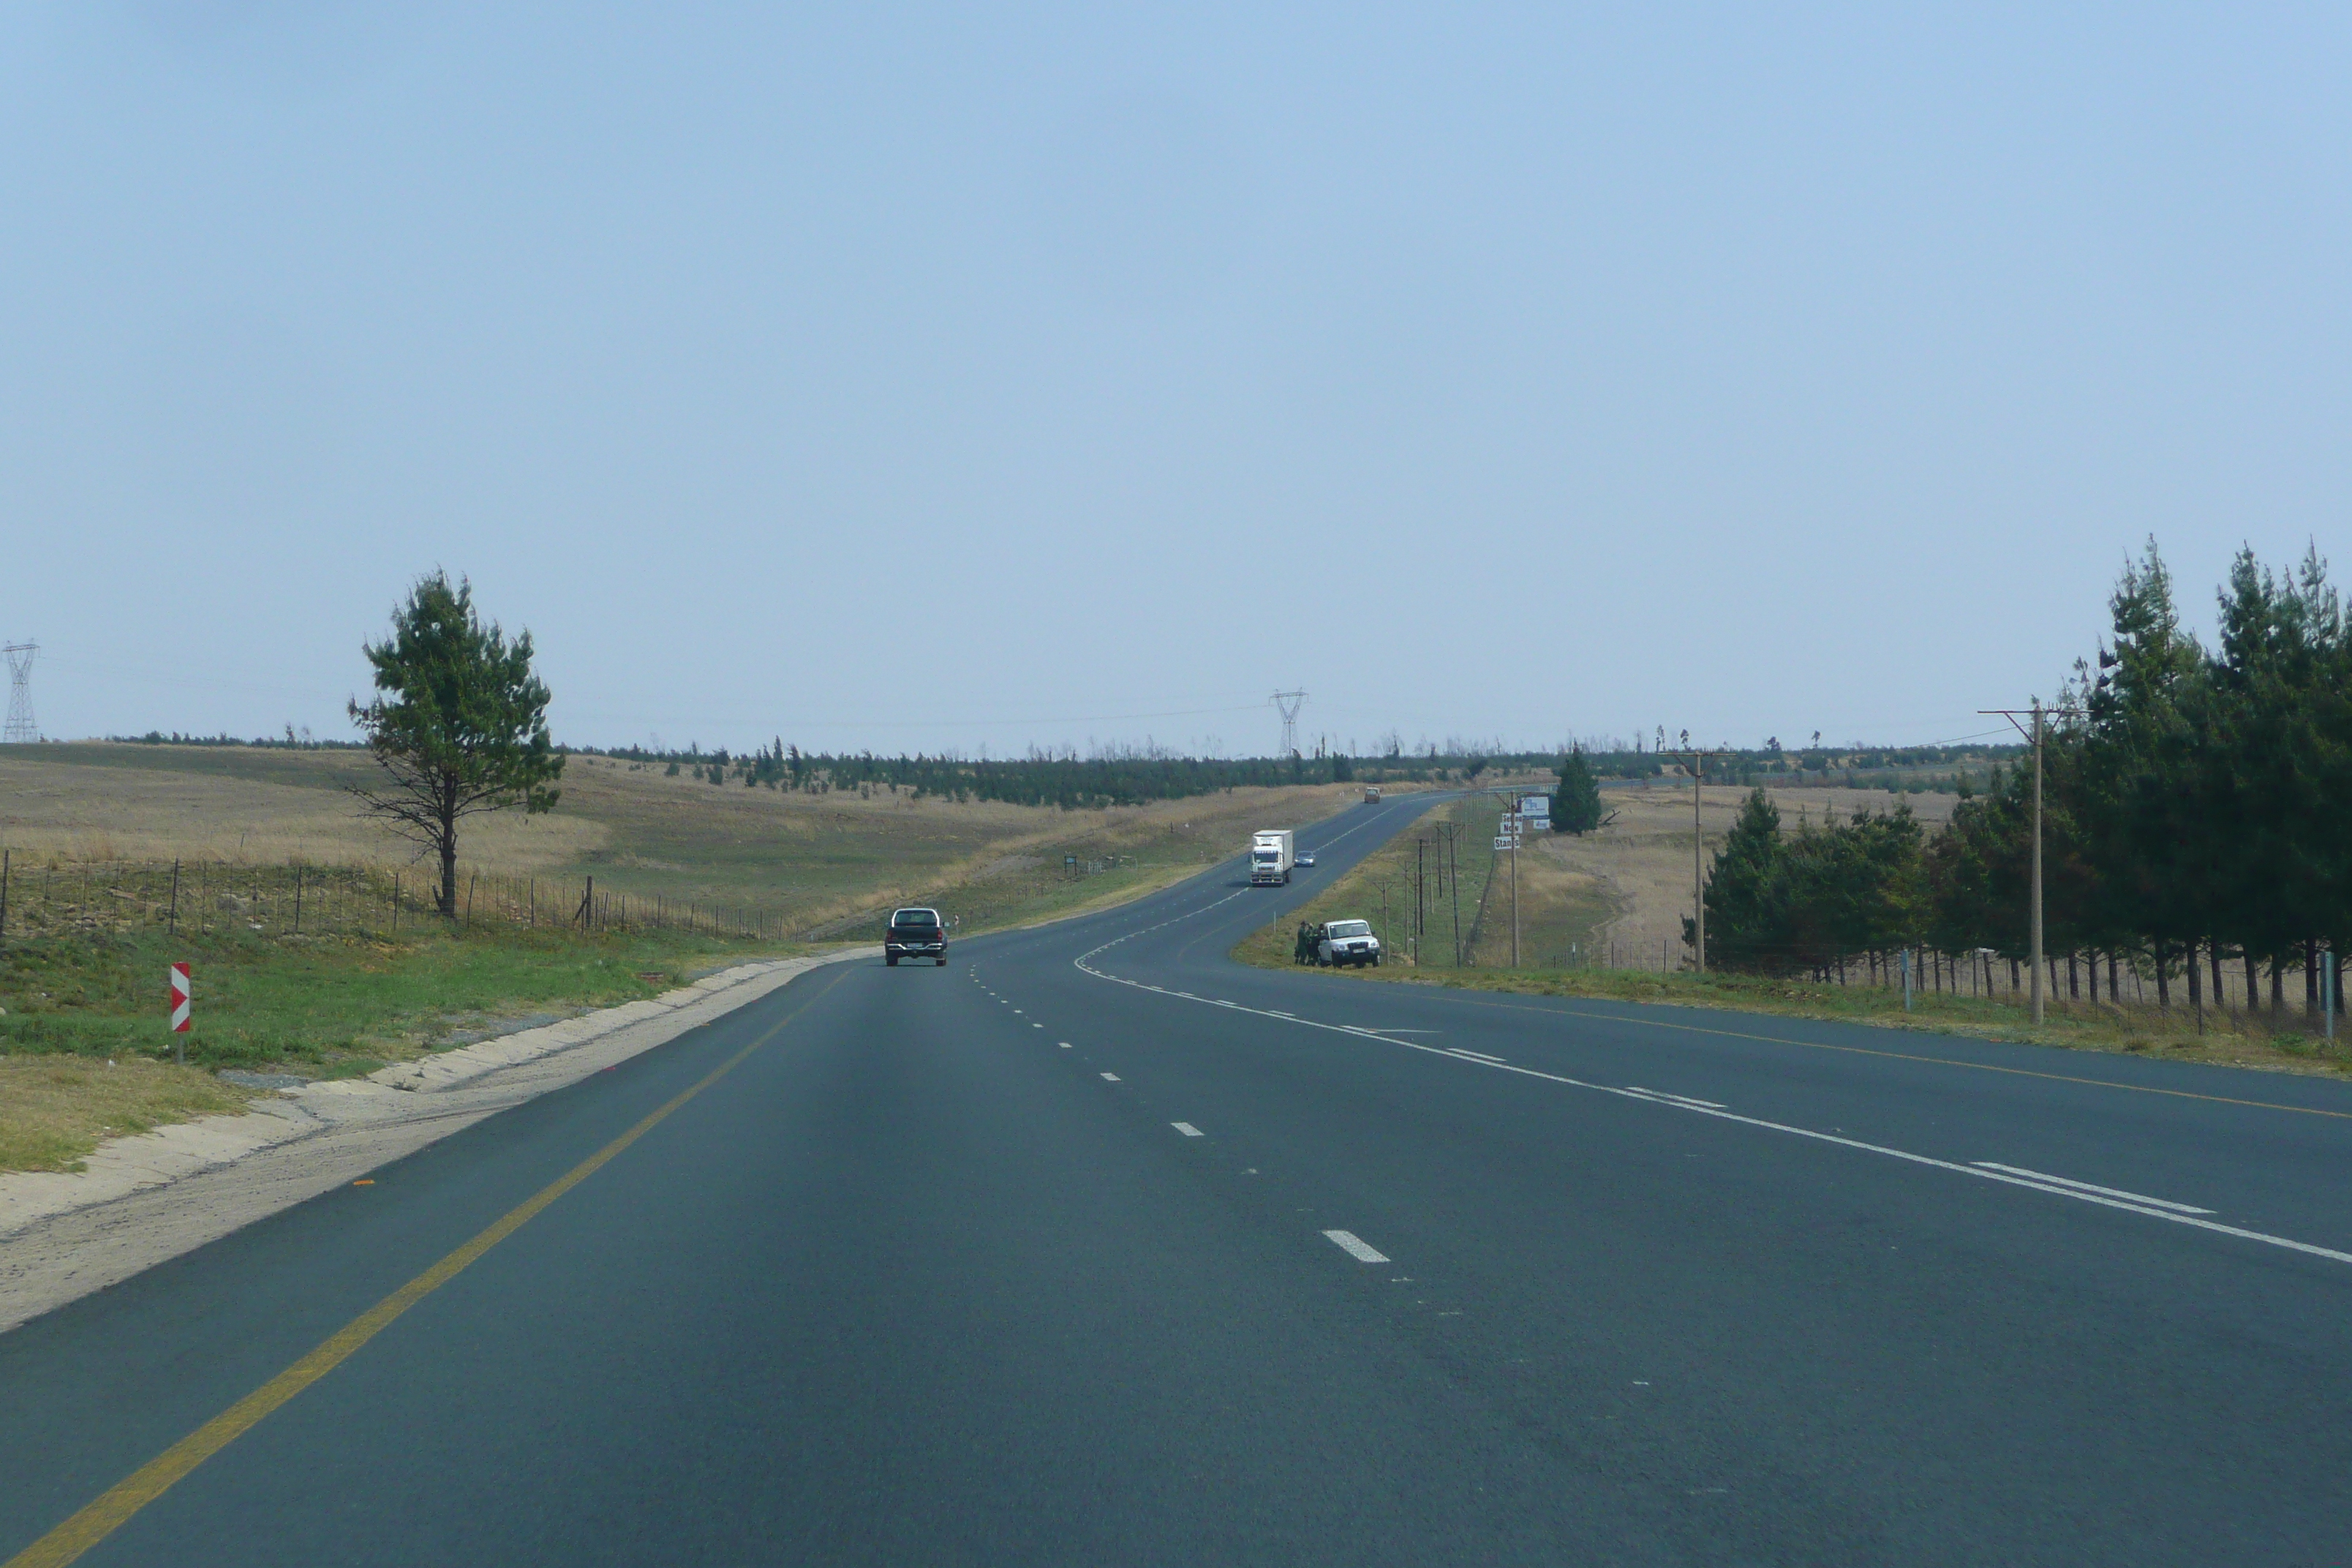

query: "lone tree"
left=349, top=572, right=563, bottom=916
left=1552, top=745, right=1605, bottom=834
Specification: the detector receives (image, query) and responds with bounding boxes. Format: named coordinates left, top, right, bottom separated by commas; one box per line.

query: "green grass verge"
left=0, top=920, right=808, bottom=1076
left=0, top=1056, right=257, bottom=1175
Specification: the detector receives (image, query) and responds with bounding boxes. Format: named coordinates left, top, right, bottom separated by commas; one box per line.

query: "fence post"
left=392, top=872, right=400, bottom=935
left=0, top=847, right=9, bottom=943
left=1901, top=948, right=1912, bottom=1012
left=167, top=859, right=180, bottom=937
left=292, top=862, right=303, bottom=935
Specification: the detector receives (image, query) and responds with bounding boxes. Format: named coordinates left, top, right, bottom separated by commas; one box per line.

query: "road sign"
left=1520, top=795, right=1550, bottom=820
left=1493, top=835, right=1517, bottom=851
left=170, top=962, right=191, bottom=1032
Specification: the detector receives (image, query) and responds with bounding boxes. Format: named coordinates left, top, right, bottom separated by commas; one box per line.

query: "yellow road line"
left=7, top=989, right=826, bottom=1568
left=1430, top=991, right=2352, bottom=1122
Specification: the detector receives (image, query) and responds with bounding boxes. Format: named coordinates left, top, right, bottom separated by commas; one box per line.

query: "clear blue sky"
left=5, top=4, right=2347, bottom=757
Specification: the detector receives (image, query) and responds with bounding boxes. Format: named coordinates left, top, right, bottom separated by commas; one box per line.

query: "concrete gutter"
left=0, top=946, right=874, bottom=1335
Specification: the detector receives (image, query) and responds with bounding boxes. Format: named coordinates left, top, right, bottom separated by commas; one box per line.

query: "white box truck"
left=1249, top=829, right=1295, bottom=886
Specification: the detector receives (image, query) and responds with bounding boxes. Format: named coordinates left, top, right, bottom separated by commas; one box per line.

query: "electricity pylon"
left=2, top=642, right=35, bottom=745
left=1271, top=690, right=1306, bottom=758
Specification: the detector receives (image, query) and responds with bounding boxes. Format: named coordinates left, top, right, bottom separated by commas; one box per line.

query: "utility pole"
left=1441, top=821, right=1463, bottom=965
left=1657, top=749, right=1722, bottom=973
left=1415, top=837, right=1426, bottom=960
left=1981, top=704, right=2046, bottom=1024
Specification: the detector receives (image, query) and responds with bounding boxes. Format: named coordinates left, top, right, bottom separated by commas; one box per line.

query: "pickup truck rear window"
left=891, top=910, right=941, bottom=927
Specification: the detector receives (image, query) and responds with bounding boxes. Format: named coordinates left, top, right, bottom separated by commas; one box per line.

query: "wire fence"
left=1527, top=935, right=2342, bottom=1033
left=0, top=852, right=796, bottom=945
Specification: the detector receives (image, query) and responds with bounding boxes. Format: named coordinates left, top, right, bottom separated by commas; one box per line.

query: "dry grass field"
left=1536, top=781, right=1961, bottom=972
left=0, top=745, right=601, bottom=870
left=1235, top=777, right=1942, bottom=977
left=0, top=742, right=1393, bottom=936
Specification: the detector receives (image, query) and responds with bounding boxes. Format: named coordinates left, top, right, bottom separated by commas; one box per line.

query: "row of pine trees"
left=1691, top=541, right=2351, bottom=1018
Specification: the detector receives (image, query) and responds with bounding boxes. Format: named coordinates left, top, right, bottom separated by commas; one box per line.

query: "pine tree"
left=347, top=572, right=562, bottom=916
left=1686, top=788, right=1790, bottom=970
left=1552, top=747, right=1605, bottom=834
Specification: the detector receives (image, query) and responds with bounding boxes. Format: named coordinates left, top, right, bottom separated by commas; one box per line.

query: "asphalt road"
left=6, top=791, right=2352, bottom=1564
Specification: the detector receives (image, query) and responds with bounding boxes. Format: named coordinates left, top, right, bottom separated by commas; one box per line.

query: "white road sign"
left=1493, top=835, right=1517, bottom=851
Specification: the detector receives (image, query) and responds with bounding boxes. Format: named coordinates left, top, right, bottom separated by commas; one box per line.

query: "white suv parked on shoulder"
left=1317, top=919, right=1382, bottom=968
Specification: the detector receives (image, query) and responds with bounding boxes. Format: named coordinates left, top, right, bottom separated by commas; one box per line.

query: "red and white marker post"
left=170, top=962, right=192, bottom=1065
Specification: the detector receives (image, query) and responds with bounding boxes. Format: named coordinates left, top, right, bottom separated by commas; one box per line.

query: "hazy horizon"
left=6, top=5, right=2345, bottom=758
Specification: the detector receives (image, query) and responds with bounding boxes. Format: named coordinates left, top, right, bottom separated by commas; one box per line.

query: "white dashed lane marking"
left=1071, top=930, right=2352, bottom=1268
left=1172, top=1123, right=1203, bottom=1137
left=1101, top=1073, right=1121, bottom=1082
left=1322, top=1230, right=1390, bottom=1264
left=1624, top=1087, right=1727, bottom=1110
left=1973, top=1163, right=2215, bottom=1215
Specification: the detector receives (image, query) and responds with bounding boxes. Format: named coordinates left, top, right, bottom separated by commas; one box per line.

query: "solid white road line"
left=1446, top=1048, right=1507, bottom=1064
left=1973, top=1163, right=2215, bottom=1215
left=1172, top=1122, right=1204, bottom=1137
left=1071, top=942, right=2352, bottom=1270
left=1101, top=1072, right=1121, bottom=1082
left=1323, top=1229, right=1390, bottom=1264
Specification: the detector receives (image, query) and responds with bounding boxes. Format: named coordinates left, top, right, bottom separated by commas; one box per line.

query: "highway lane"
left=959, top=797, right=2352, bottom=1560
left=4, top=788, right=2351, bottom=1563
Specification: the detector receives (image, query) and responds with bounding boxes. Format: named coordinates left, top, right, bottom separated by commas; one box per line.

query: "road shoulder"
left=0, top=947, right=874, bottom=1334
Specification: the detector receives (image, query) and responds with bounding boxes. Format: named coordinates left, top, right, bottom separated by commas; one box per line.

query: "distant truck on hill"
left=1249, top=830, right=1294, bottom=886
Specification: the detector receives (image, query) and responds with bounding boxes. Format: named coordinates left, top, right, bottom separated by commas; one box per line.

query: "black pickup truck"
left=885, top=907, right=949, bottom=966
